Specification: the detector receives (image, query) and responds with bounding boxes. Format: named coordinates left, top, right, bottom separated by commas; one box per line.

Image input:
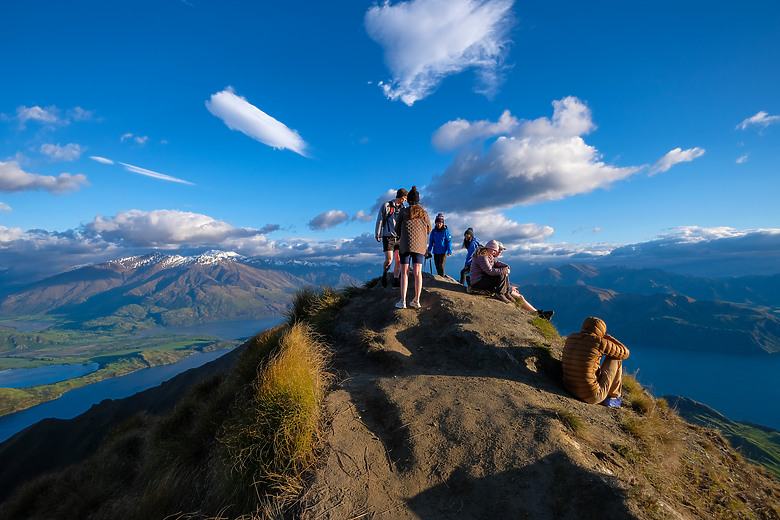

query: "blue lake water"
left=0, top=317, right=285, bottom=443
left=0, top=363, right=99, bottom=388
left=624, top=344, right=780, bottom=430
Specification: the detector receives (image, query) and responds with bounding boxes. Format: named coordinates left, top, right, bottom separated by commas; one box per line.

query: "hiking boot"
left=496, top=293, right=512, bottom=303
left=395, top=300, right=406, bottom=309
left=408, top=300, right=421, bottom=309
left=537, top=310, right=554, bottom=320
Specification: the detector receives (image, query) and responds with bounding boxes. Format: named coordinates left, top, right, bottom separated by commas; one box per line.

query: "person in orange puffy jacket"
left=561, top=317, right=629, bottom=407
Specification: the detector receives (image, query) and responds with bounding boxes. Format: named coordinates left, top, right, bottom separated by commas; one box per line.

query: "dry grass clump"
left=220, top=322, right=331, bottom=497
left=554, top=407, right=586, bottom=435
left=286, top=286, right=359, bottom=334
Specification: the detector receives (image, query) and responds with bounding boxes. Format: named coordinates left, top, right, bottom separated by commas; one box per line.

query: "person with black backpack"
left=375, top=188, right=408, bottom=287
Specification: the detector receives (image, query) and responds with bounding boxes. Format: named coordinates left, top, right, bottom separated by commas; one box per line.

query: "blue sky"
left=1, top=0, right=779, bottom=280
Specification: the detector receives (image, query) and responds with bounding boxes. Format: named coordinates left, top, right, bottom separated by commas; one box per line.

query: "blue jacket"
left=427, top=227, right=452, bottom=255
left=464, top=236, right=481, bottom=266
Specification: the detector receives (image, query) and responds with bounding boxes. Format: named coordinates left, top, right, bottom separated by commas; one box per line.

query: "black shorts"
left=382, top=236, right=400, bottom=252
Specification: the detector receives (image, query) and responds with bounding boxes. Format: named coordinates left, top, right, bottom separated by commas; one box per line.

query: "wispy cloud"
left=0, top=160, right=89, bottom=194
left=118, top=162, right=194, bottom=185
left=0, top=201, right=10, bottom=212
left=426, top=97, right=642, bottom=212
left=308, top=210, right=350, bottom=230
left=40, top=143, right=84, bottom=161
left=89, top=156, right=192, bottom=184
left=90, top=156, right=114, bottom=165
left=648, top=147, right=705, bottom=175
left=365, top=0, right=515, bottom=106
left=736, top=111, right=780, bottom=130
left=206, top=87, right=309, bottom=156
left=3, top=105, right=95, bottom=130
left=736, top=154, right=749, bottom=164
left=120, top=133, right=149, bottom=145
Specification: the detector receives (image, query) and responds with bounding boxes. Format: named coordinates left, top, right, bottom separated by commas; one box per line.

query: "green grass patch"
left=531, top=316, right=560, bottom=341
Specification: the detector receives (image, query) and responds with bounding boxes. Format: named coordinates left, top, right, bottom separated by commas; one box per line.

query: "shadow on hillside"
left=406, top=452, right=635, bottom=520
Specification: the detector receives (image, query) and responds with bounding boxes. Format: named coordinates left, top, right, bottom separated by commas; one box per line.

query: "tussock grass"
left=554, top=407, right=586, bottom=434
left=531, top=316, right=560, bottom=341
left=286, top=286, right=355, bottom=333
left=220, top=322, right=331, bottom=495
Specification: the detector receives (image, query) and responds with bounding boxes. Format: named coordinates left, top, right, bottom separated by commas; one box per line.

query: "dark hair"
left=407, top=185, right=420, bottom=205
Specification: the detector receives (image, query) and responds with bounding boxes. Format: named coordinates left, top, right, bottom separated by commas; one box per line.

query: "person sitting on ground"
left=394, top=186, right=432, bottom=309
left=426, top=213, right=452, bottom=277
left=459, top=227, right=480, bottom=286
left=561, top=317, right=629, bottom=408
left=469, top=240, right=553, bottom=319
left=374, top=188, right=408, bottom=287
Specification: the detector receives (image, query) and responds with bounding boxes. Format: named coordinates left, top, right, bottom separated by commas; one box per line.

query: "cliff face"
left=303, top=275, right=780, bottom=519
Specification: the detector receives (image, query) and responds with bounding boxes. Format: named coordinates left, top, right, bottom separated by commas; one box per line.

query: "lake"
left=0, top=362, right=100, bottom=388
left=0, top=317, right=285, bottom=443
left=624, top=344, right=780, bottom=430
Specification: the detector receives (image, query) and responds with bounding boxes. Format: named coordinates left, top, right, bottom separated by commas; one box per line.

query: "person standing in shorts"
left=394, top=186, right=431, bottom=309
left=375, top=188, right=408, bottom=287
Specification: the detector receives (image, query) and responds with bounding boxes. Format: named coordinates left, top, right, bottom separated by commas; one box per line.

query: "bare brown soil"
left=302, top=274, right=780, bottom=519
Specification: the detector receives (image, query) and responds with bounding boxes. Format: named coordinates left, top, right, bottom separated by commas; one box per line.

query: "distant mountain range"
left=516, top=264, right=780, bottom=354
left=0, top=251, right=368, bottom=330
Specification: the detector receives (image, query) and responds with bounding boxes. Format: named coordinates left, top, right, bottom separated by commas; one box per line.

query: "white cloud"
left=648, top=147, right=705, bottom=175
left=206, top=87, right=309, bottom=156
left=120, top=133, right=133, bottom=142
left=86, top=209, right=262, bottom=247
left=352, top=210, right=374, bottom=223
left=736, top=111, right=780, bottom=130
left=736, top=154, right=749, bottom=164
left=426, top=97, right=641, bottom=212
left=308, top=210, right=350, bottom=230
left=445, top=211, right=553, bottom=247
left=15, top=105, right=61, bottom=126
left=66, top=107, right=95, bottom=121
left=90, top=156, right=114, bottom=165
left=365, top=0, right=515, bottom=105
left=432, top=109, right=518, bottom=151
left=40, top=143, right=84, bottom=161
left=118, top=162, right=194, bottom=185
left=0, top=160, right=89, bottom=194
left=0, top=201, right=11, bottom=212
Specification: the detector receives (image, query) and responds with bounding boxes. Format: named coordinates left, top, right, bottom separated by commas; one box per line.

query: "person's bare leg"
left=398, top=263, right=409, bottom=306
left=514, top=293, right=536, bottom=312
left=392, top=249, right=401, bottom=278
left=413, top=262, right=423, bottom=304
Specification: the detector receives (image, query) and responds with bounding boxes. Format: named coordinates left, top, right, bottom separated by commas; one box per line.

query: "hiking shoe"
left=391, top=277, right=400, bottom=288
left=604, top=397, right=622, bottom=408
left=409, top=300, right=421, bottom=309
left=537, top=310, right=554, bottom=320
left=496, top=293, right=512, bottom=303
left=395, top=300, right=406, bottom=309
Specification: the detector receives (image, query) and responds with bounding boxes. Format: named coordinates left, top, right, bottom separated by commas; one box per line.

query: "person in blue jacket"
left=426, top=213, right=452, bottom=276
left=459, top=227, right=480, bottom=286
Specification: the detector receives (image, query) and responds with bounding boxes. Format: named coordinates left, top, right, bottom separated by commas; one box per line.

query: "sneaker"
left=409, top=300, right=421, bottom=309
left=395, top=300, right=406, bottom=309
left=604, top=397, right=622, bottom=408
left=537, top=310, right=554, bottom=320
